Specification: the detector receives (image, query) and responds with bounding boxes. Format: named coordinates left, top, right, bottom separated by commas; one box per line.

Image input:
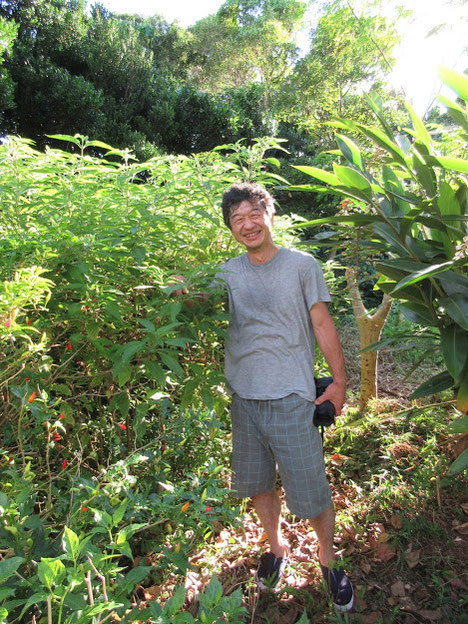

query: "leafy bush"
left=292, top=68, right=468, bottom=469
left=0, top=134, right=296, bottom=622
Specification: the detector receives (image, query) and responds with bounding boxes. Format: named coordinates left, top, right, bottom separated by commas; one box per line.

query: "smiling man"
left=217, top=182, right=353, bottom=610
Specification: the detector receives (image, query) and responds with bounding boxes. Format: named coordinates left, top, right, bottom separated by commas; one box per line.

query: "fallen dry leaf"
left=461, top=502, right=468, bottom=515
left=376, top=541, right=397, bottom=563
left=390, top=515, right=403, bottom=530
left=405, top=549, right=420, bottom=569
left=330, top=453, right=345, bottom=466
left=454, top=521, right=468, bottom=535
left=445, top=574, right=468, bottom=590
left=417, top=609, right=443, bottom=621
left=378, top=531, right=390, bottom=543
left=360, top=561, right=372, bottom=574
left=390, top=579, right=405, bottom=597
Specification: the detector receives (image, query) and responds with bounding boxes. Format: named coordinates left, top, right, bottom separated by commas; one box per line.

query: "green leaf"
left=439, top=294, right=468, bottom=330
left=406, top=102, right=433, bottom=146
left=333, top=164, right=372, bottom=193
left=121, top=341, right=144, bottom=364
left=62, top=526, right=80, bottom=561
left=441, top=325, right=468, bottom=379
left=0, top=557, right=24, bottom=584
left=438, top=66, right=468, bottom=102
left=144, top=360, right=166, bottom=384
left=336, top=134, right=365, bottom=171
left=448, top=448, right=468, bottom=474
left=447, top=416, right=468, bottom=435
left=354, top=123, right=407, bottom=165
left=410, top=371, right=453, bottom=399
left=112, top=499, right=128, bottom=525
left=19, top=592, right=49, bottom=619
left=164, top=585, right=187, bottom=617
left=294, top=165, right=341, bottom=186
left=424, top=155, right=468, bottom=175
left=160, top=353, right=184, bottom=377
left=391, top=261, right=454, bottom=293
left=398, top=302, right=435, bottom=326
left=38, top=558, right=66, bottom=590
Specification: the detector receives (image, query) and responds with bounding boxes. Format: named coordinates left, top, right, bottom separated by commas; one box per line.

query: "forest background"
left=0, top=1, right=467, bottom=623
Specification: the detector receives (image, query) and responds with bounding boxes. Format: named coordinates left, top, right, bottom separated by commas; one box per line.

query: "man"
left=216, top=182, right=353, bottom=611
left=175, top=181, right=353, bottom=610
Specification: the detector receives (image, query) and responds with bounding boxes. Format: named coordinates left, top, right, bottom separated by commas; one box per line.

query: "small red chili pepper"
left=62, top=459, right=67, bottom=469
left=66, top=342, right=72, bottom=350
left=53, top=433, right=62, bottom=442
left=25, top=377, right=30, bottom=381
left=119, top=423, right=127, bottom=430
left=26, top=319, right=31, bottom=325
left=181, top=502, right=190, bottom=513
left=28, top=392, right=36, bottom=403
left=81, top=506, right=87, bottom=511
left=5, top=318, right=11, bottom=329
left=59, top=413, right=65, bottom=419
left=205, top=506, right=213, bottom=512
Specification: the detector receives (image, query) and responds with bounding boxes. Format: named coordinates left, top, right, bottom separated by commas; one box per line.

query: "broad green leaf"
left=425, top=155, right=468, bottom=175
left=447, top=416, right=468, bottom=434
left=333, top=164, right=372, bottom=193
left=19, top=592, right=49, bottom=619
left=441, top=325, right=468, bottom=378
left=335, top=134, right=365, bottom=171
left=297, top=214, right=381, bottom=228
left=160, top=352, right=184, bottom=377
left=439, top=294, right=468, bottom=330
left=144, top=360, right=166, bottom=384
left=110, top=391, right=130, bottom=417
left=112, top=499, right=128, bottom=525
left=398, top=302, right=435, bottom=326
left=406, top=102, right=433, bottom=146
left=354, top=123, right=407, bottom=165
left=438, top=182, right=461, bottom=217
left=164, top=585, right=187, bottom=617
left=438, top=66, right=468, bottom=102
left=410, top=371, right=453, bottom=399
left=117, top=566, right=153, bottom=595
left=181, top=377, right=199, bottom=410
left=0, top=557, right=24, bottom=583
left=437, top=96, right=468, bottom=133
left=391, top=261, right=454, bottom=293
left=62, top=526, right=80, bottom=561
left=121, top=341, right=144, bottom=364
left=294, top=166, right=341, bottom=186
left=449, top=448, right=468, bottom=473
left=38, top=558, right=66, bottom=590
left=46, top=134, right=82, bottom=147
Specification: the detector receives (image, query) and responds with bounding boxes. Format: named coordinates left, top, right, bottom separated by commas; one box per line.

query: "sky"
left=96, top=0, right=467, bottom=115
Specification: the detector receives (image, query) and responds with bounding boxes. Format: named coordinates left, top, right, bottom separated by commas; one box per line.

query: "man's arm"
left=310, top=301, right=347, bottom=416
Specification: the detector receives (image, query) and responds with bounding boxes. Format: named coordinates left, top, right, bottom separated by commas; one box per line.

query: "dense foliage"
left=292, top=68, right=468, bottom=468
left=0, top=0, right=403, bottom=160
left=0, top=135, right=299, bottom=622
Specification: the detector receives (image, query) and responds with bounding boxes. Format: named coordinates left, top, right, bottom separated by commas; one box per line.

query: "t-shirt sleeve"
left=302, top=259, right=331, bottom=310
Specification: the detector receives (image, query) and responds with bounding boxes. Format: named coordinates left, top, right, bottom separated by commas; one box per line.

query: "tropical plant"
left=290, top=68, right=468, bottom=470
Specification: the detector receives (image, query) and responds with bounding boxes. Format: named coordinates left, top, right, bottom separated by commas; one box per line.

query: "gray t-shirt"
left=216, top=247, right=331, bottom=401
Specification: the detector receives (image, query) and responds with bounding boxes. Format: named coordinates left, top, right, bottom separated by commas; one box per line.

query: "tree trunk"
left=346, top=267, right=393, bottom=410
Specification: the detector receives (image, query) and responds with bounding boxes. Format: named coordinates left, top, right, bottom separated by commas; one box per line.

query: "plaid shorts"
left=231, top=393, right=332, bottom=519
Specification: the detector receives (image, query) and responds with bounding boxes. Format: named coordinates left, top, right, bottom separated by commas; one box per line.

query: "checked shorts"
left=231, top=393, right=332, bottom=519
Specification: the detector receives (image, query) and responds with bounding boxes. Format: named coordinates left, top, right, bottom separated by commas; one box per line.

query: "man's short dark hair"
left=221, top=182, right=275, bottom=229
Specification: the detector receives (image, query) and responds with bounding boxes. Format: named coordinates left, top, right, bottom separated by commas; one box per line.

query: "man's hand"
left=315, top=380, right=346, bottom=417
left=310, top=302, right=347, bottom=416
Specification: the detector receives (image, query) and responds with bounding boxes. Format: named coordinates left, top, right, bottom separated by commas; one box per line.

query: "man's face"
left=229, top=200, right=274, bottom=251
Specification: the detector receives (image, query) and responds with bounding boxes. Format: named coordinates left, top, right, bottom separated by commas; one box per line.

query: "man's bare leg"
left=252, top=490, right=287, bottom=558
left=309, top=503, right=336, bottom=566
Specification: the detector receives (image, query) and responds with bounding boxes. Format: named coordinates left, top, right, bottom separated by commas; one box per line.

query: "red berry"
left=62, top=459, right=67, bottom=469
left=119, top=423, right=127, bottom=430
